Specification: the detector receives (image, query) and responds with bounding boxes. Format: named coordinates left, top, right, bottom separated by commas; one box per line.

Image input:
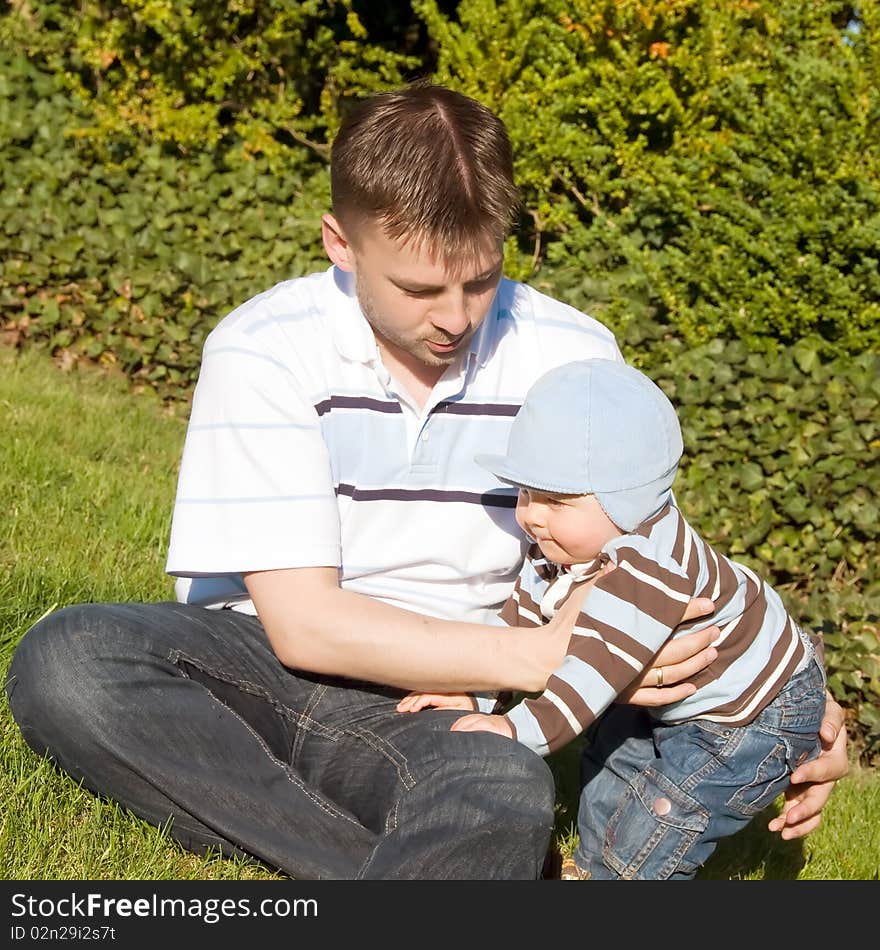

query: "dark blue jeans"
left=6, top=602, right=555, bottom=879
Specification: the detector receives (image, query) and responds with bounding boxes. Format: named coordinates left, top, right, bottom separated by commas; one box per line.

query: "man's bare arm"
left=244, top=567, right=568, bottom=693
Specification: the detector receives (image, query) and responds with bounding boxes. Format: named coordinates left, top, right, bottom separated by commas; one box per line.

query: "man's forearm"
left=244, top=567, right=561, bottom=693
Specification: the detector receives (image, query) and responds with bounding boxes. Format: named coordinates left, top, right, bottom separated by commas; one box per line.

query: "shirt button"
left=422, top=430, right=430, bottom=442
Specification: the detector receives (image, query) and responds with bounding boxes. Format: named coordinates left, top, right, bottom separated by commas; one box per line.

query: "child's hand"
left=449, top=713, right=514, bottom=739
left=396, top=692, right=475, bottom=713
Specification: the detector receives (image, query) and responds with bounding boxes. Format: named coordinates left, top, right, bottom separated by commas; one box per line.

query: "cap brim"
left=474, top=454, right=584, bottom=493
left=474, top=453, right=523, bottom=486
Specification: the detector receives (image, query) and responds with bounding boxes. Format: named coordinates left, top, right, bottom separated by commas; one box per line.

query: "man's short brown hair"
left=330, top=82, right=519, bottom=265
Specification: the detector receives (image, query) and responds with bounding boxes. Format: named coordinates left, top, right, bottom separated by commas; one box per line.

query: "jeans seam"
left=287, top=714, right=415, bottom=789
left=224, top=702, right=365, bottom=828
left=344, top=727, right=416, bottom=789
left=169, top=649, right=416, bottom=788
left=291, top=684, right=326, bottom=764
left=678, top=726, right=743, bottom=796
left=172, top=654, right=364, bottom=829
left=168, top=649, right=284, bottom=705
left=169, top=648, right=347, bottom=742
left=386, top=798, right=400, bottom=835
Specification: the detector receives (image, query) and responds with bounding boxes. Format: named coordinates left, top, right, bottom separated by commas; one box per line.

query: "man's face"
left=344, top=221, right=504, bottom=374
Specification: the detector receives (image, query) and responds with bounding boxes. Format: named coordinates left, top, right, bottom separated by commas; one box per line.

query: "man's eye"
left=465, top=275, right=500, bottom=294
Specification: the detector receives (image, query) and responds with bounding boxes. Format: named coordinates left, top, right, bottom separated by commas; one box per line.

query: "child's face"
left=515, top=489, right=622, bottom=565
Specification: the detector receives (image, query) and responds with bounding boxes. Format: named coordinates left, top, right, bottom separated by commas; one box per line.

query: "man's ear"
left=322, top=214, right=355, bottom=272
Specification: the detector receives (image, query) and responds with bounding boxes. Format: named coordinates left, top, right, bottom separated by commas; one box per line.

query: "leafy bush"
left=419, top=0, right=880, bottom=354
left=5, top=1, right=879, bottom=352
left=655, top=340, right=880, bottom=759
left=1, top=0, right=420, bottom=166
left=0, top=51, right=330, bottom=394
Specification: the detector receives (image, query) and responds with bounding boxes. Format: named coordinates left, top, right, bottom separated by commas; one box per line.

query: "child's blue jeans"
left=574, top=657, right=826, bottom=880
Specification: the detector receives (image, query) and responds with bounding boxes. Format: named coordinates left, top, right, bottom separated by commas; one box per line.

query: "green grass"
left=2, top=344, right=878, bottom=880
left=0, top=345, right=284, bottom=879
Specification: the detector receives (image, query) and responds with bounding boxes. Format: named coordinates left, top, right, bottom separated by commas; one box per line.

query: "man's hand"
left=450, top=713, right=514, bottom=739
left=768, top=692, right=849, bottom=839
left=620, top=624, right=719, bottom=707
left=396, top=692, right=474, bottom=713
left=555, top=574, right=720, bottom=707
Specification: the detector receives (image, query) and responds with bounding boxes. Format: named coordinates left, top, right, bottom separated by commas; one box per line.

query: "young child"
left=399, top=358, right=826, bottom=880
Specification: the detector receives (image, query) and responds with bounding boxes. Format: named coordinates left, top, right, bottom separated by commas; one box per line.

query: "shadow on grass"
left=694, top=807, right=808, bottom=880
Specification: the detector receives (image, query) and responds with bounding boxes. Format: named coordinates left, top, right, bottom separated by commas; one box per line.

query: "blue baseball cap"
left=475, top=359, right=683, bottom=531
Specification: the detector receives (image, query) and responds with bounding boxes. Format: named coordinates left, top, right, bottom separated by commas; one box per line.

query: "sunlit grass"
left=2, top=344, right=877, bottom=880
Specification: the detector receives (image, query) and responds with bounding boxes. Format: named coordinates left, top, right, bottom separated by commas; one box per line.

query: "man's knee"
left=415, top=727, right=556, bottom=824
left=485, top=739, right=556, bottom=820
left=6, top=604, right=119, bottom=756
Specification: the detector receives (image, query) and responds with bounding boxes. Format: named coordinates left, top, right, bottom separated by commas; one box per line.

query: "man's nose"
left=431, top=292, right=470, bottom=337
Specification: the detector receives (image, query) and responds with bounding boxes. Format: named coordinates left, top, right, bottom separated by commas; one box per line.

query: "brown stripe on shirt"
left=713, top=571, right=766, bottom=658
left=678, top=571, right=770, bottom=693
left=567, top=628, right=646, bottom=695
left=611, top=544, right=694, bottom=598
left=572, top=613, right=657, bottom=668
left=507, top=685, right=581, bottom=753
left=711, top=544, right=741, bottom=608
left=684, top=521, right=701, bottom=580
left=696, top=538, right=720, bottom=601
left=543, top=674, right=599, bottom=740
left=596, top=559, right=691, bottom=629
left=704, top=616, right=806, bottom=722
left=500, top=581, right=543, bottom=627
left=335, top=484, right=518, bottom=507
left=636, top=505, right=673, bottom=534
left=668, top=507, right=689, bottom=565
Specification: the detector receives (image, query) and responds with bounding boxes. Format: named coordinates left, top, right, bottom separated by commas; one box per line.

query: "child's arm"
left=503, top=539, right=694, bottom=757
left=451, top=713, right=514, bottom=738
left=396, top=692, right=478, bottom=712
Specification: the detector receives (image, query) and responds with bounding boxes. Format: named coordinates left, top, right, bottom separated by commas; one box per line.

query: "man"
left=6, top=83, right=846, bottom=879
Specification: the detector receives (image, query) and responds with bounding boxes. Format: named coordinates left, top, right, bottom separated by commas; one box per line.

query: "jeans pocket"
left=727, top=732, right=820, bottom=818
left=604, top=766, right=709, bottom=880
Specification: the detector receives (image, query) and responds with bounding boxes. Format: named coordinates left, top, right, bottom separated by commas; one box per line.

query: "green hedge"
left=420, top=0, right=880, bottom=355
left=3, top=1, right=878, bottom=367
left=1, top=3, right=878, bottom=758
left=0, top=1, right=419, bottom=163
left=0, top=52, right=329, bottom=392
left=659, top=339, right=879, bottom=756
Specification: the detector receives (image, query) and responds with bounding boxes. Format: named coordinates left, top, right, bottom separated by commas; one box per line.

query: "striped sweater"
left=500, top=501, right=810, bottom=757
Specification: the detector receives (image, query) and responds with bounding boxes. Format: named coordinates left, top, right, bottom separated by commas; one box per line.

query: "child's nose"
left=527, top=503, right=545, bottom=526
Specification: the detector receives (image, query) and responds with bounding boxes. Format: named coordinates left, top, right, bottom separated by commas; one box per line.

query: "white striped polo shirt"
left=166, top=265, right=622, bottom=623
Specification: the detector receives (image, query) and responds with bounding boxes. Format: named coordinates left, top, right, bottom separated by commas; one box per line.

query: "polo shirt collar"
left=328, top=266, right=381, bottom=364
left=468, top=284, right=507, bottom=369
